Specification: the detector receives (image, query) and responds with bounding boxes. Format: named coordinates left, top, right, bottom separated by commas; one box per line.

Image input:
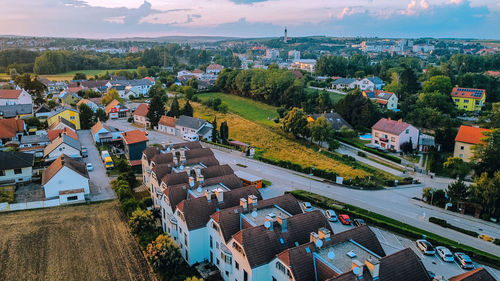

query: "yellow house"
left=453, top=125, right=491, bottom=162
left=450, top=87, right=486, bottom=112
left=47, top=107, right=81, bottom=130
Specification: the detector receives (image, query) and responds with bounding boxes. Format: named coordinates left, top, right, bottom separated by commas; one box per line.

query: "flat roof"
left=187, top=182, right=230, bottom=198
left=317, top=240, right=380, bottom=274
left=241, top=205, right=291, bottom=226
left=234, top=170, right=263, bottom=182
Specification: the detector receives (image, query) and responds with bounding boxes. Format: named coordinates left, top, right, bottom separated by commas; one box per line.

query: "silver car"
left=86, top=163, right=94, bottom=171
left=325, top=210, right=338, bottom=222
left=416, top=239, right=435, bottom=255
left=436, top=246, right=454, bottom=262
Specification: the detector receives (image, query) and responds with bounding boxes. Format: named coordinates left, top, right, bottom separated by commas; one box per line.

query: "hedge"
left=287, top=190, right=500, bottom=268
left=337, top=137, right=402, bottom=164
left=429, top=217, right=479, bottom=238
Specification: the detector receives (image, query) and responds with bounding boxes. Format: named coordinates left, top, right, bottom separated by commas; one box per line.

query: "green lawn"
left=305, top=87, right=345, bottom=105
left=196, top=92, right=279, bottom=127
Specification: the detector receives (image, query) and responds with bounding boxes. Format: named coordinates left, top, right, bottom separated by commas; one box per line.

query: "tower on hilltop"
left=284, top=27, right=288, bottom=43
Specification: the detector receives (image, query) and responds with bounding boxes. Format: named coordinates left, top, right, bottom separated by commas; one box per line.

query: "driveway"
left=77, top=130, right=116, bottom=201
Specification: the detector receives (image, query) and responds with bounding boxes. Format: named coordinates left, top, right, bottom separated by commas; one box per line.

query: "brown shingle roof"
left=0, top=89, right=23, bottom=99
left=372, top=118, right=411, bottom=135
left=200, top=164, right=234, bottom=178
left=121, top=130, right=148, bottom=144
left=159, top=116, right=177, bottom=127
left=449, top=267, right=496, bottom=281
left=151, top=153, right=174, bottom=165
left=0, top=119, right=24, bottom=139
left=42, top=154, right=89, bottom=185
left=133, top=103, right=149, bottom=117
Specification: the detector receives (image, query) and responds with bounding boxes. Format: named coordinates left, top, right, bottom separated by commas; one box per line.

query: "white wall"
left=158, top=125, right=176, bottom=135
left=0, top=90, right=32, bottom=105
left=398, top=125, right=419, bottom=151
left=46, top=143, right=81, bottom=161
left=43, top=166, right=89, bottom=198
left=0, top=167, right=32, bottom=183
left=59, top=192, right=85, bottom=203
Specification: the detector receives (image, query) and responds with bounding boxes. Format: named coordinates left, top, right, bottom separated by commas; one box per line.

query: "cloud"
left=420, top=0, right=429, bottom=9
left=228, top=0, right=269, bottom=4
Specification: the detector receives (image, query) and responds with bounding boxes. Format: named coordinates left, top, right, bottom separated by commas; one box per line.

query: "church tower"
left=284, top=27, right=288, bottom=43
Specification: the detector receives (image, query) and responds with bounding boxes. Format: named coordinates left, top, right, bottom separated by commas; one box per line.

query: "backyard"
left=0, top=201, right=155, bottom=281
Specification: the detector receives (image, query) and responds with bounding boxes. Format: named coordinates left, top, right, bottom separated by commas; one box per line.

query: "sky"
left=1, top=0, right=500, bottom=39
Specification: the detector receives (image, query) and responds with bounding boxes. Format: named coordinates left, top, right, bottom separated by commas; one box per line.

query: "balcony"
left=379, top=137, right=388, bottom=142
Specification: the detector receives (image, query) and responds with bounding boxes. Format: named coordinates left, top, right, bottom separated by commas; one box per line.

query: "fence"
left=0, top=198, right=78, bottom=212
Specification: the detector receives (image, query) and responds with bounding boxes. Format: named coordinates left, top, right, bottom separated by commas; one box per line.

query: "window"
left=405, top=129, right=409, bottom=134
left=184, top=233, right=188, bottom=247
left=225, top=271, right=229, bottom=277
left=459, top=154, right=464, bottom=158
left=235, top=261, right=239, bottom=270
left=212, top=222, right=219, bottom=231
left=70, top=116, right=75, bottom=120
left=244, top=270, right=248, bottom=281
left=210, top=236, right=213, bottom=249
left=464, top=100, right=469, bottom=103
left=221, top=252, right=232, bottom=264
left=216, top=258, right=220, bottom=265
left=67, top=195, right=78, bottom=201
left=454, top=99, right=459, bottom=102
left=460, top=146, right=464, bottom=150
left=276, top=261, right=292, bottom=278
left=14, top=168, right=22, bottom=175
left=390, top=137, right=395, bottom=142
left=216, top=242, right=219, bottom=249
left=374, top=132, right=379, bottom=137
left=0, top=170, right=5, bottom=176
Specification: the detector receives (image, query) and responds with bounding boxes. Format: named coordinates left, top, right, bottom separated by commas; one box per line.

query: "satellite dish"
left=315, top=239, right=323, bottom=248
left=353, top=267, right=361, bottom=275
left=197, top=187, right=202, bottom=193
left=327, top=251, right=335, bottom=260
left=264, top=221, right=271, bottom=229
left=251, top=211, right=258, bottom=218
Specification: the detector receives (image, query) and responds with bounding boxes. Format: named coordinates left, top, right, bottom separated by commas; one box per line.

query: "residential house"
left=371, top=118, right=419, bottom=151
left=0, top=104, right=33, bottom=119
left=48, top=117, right=77, bottom=131
left=177, top=70, right=193, bottom=78
left=133, top=103, right=149, bottom=127
left=332, top=78, right=356, bottom=90
left=307, top=112, right=352, bottom=131
left=449, top=267, right=496, bottom=281
left=34, top=104, right=52, bottom=119
left=90, top=121, right=122, bottom=143
left=453, top=125, right=491, bottom=162
left=105, top=99, right=130, bottom=119
left=363, top=90, right=398, bottom=111
left=451, top=87, right=486, bottom=112
left=109, top=85, right=126, bottom=99
left=106, top=78, right=154, bottom=97
left=43, top=134, right=82, bottom=161
left=47, top=127, right=78, bottom=142
left=41, top=154, right=89, bottom=202
left=0, top=89, right=32, bottom=105
left=76, top=98, right=100, bottom=113
left=80, top=80, right=109, bottom=93
left=89, top=97, right=103, bottom=107
left=418, top=134, right=438, bottom=153
left=0, top=151, right=34, bottom=185
left=19, top=134, right=50, bottom=157
left=206, top=64, right=224, bottom=74
left=0, top=119, right=25, bottom=146
left=47, top=107, right=81, bottom=130
left=58, top=87, right=82, bottom=106
left=121, top=129, right=148, bottom=168
left=353, top=76, right=385, bottom=91
left=484, top=71, right=500, bottom=79
left=290, top=59, right=316, bottom=72
left=158, top=116, right=177, bottom=135
left=191, top=69, right=205, bottom=79
left=175, top=115, right=213, bottom=140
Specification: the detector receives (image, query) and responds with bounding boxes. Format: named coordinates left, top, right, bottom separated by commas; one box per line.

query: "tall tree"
left=14, top=73, right=46, bottom=106
left=335, top=89, right=380, bottom=130
left=307, top=116, right=334, bottom=143
left=422, top=75, right=452, bottom=95
left=147, top=92, right=166, bottom=128
left=211, top=117, right=218, bottom=143
left=446, top=180, right=469, bottom=204
left=472, top=129, right=500, bottom=176
left=73, top=72, right=87, bottom=80
left=281, top=107, right=309, bottom=138
left=101, top=88, right=123, bottom=105
left=181, top=100, right=194, bottom=117
left=167, top=96, right=180, bottom=117
left=220, top=121, right=229, bottom=145
left=78, top=103, right=94, bottom=129
left=145, top=234, right=183, bottom=275
left=94, top=108, right=108, bottom=122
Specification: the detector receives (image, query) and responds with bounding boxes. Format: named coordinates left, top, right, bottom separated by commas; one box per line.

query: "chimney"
left=180, top=148, right=185, bottom=157
left=161, top=141, right=166, bottom=149
left=173, top=156, right=178, bottom=166
left=215, top=188, right=224, bottom=203
left=198, top=174, right=205, bottom=184
left=240, top=198, right=248, bottom=211
left=264, top=216, right=274, bottom=231
left=310, top=232, right=320, bottom=244
left=398, top=119, right=402, bottom=122
left=189, top=176, right=195, bottom=187
left=248, top=195, right=258, bottom=206
left=318, top=227, right=331, bottom=240
left=277, top=215, right=287, bottom=232
left=351, top=260, right=364, bottom=278
left=365, top=258, right=380, bottom=280
left=205, top=190, right=212, bottom=202
left=180, top=156, right=186, bottom=164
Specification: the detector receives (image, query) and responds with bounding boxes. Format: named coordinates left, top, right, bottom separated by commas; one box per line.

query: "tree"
left=78, top=103, right=94, bottom=129
left=137, top=66, right=148, bottom=78
left=443, top=157, right=471, bottom=179
left=307, top=116, right=334, bottom=143
left=25, top=116, right=41, bottom=128
left=220, top=121, right=229, bottom=144
left=400, top=140, right=413, bottom=154
left=422, top=75, right=452, bottom=95
left=472, top=129, right=500, bottom=177
left=317, top=90, right=332, bottom=112
left=147, top=91, right=166, bottom=128
left=211, top=117, right=218, bottom=143
left=399, top=66, right=419, bottom=100
left=447, top=180, right=469, bottom=204
left=281, top=107, right=309, bottom=138
left=95, top=108, right=108, bottom=122
left=183, top=86, right=196, bottom=100
left=469, top=172, right=500, bottom=219
left=73, top=72, right=87, bottom=80
left=181, top=100, right=194, bottom=117
left=145, top=234, right=184, bottom=274
left=184, top=277, right=203, bottom=281
left=129, top=209, right=156, bottom=236
left=101, top=88, right=123, bottom=105
left=167, top=96, right=180, bottom=117
left=14, top=73, right=46, bottom=106
left=335, top=89, right=380, bottom=130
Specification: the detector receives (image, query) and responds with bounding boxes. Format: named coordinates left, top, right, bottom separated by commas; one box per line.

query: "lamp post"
left=309, top=167, right=314, bottom=192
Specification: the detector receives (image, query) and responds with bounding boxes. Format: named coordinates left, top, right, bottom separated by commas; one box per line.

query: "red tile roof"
left=192, top=69, right=204, bottom=74
left=0, top=119, right=24, bottom=139
left=47, top=128, right=78, bottom=142
left=206, top=63, right=223, bottom=70
left=449, top=267, right=496, bottom=281
left=121, top=129, right=148, bottom=144
left=66, top=87, right=83, bottom=94
left=450, top=87, right=486, bottom=100
left=42, top=154, right=89, bottom=185
left=133, top=103, right=149, bottom=117
left=105, top=99, right=120, bottom=114
left=0, top=89, right=22, bottom=99
left=158, top=116, right=177, bottom=127
left=455, top=125, right=491, bottom=145
left=372, top=118, right=411, bottom=135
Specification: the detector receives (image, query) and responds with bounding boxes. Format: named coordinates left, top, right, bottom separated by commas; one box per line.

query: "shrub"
left=357, top=151, right=367, bottom=157
left=121, top=198, right=139, bottom=217
left=494, top=239, right=500, bottom=246
left=145, top=234, right=184, bottom=274
left=429, top=217, right=479, bottom=237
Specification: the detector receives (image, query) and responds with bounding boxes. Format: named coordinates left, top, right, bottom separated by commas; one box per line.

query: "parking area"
left=14, top=183, right=45, bottom=202
left=304, top=202, right=500, bottom=280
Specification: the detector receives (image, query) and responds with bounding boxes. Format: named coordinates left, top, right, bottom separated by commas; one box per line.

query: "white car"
left=325, top=210, right=338, bottom=222
left=86, top=163, right=94, bottom=171
left=416, top=239, right=435, bottom=255
left=436, top=246, right=454, bottom=262
left=301, top=202, right=312, bottom=212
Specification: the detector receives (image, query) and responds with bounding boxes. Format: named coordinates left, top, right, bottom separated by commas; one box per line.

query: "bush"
left=127, top=117, right=133, bottom=123
left=357, top=151, right=367, bottom=157
left=495, top=239, right=500, bottom=246
left=145, top=234, right=184, bottom=275
left=121, top=198, right=139, bottom=217
left=429, top=217, right=479, bottom=237
left=337, top=137, right=402, bottom=164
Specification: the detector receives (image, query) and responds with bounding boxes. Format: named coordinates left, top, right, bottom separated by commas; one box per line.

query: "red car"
left=339, top=214, right=351, bottom=225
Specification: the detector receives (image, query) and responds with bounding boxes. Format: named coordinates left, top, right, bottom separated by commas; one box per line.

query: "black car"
left=353, top=219, right=366, bottom=227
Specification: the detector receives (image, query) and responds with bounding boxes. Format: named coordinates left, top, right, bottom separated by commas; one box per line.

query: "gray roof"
left=197, top=125, right=212, bottom=136
left=419, top=134, right=435, bottom=146
left=108, top=79, right=154, bottom=87
left=21, top=134, right=50, bottom=144
left=48, top=107, right=79, bottom=118
left=0, top=151, right=34, bottom=170
left=333, top=78, right=356, bottom=85
left=176, top=115, right=208, bottom=130
left=367, top=76, right=384, bottom=85
left=0, top=104, right=33, bottom=118
left=310, top=112, right=352, bottom=131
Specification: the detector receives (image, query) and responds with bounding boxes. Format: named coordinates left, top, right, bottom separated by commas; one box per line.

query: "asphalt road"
left=106, top=119, right=500, bottom=257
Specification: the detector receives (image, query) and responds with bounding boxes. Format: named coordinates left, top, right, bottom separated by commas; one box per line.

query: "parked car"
left=301, top=202, right=312, bottom=212
left=81, top=146, right=88, bottom=158
left=86, top=163, right=94, bottom=171
left=325, top=210, right=338, bottom=222
left=427, top=271, right=436, bottom=279
left=455, top=252, right=474, bottom=269
left=436, top=246, right=454, bottom=262
left=416, top=239, right=435, bottom=255
left=353, top=219, right=366, bottom=227
left=339, top=214, right=351, bottom=225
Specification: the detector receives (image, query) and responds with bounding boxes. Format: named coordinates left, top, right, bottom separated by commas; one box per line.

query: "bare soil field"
left=0, top=201, right=155, bottom=281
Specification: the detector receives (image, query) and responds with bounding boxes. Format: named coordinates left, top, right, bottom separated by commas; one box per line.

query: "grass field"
left=305, top=87, right=345, bottom=105
left=0, top=201, right=155, bottom=281
left=197, top=92, right=279, bottom=127
left=0, top=69, right=136, bottom=81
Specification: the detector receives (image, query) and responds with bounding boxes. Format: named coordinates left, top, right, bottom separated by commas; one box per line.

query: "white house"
left=43, top=134, right=81, bottom=161
left=0, top=151, right=34, bottom=185
left=90, top=121, right=122, bottom=143
left=0, top=89, right=32, bottom=106
left=206, top=64, right=224, bottom=74
left=352, top=77, right=385, bottom=91
left=106, top=79, right=154, bottom=97
left=371, top=118, right=419, bottom=151
left=177, top=70, right=192, bottom=77
left=76, top=98, right=100, bottom=113
left=158, top=116, right=177, bottom=135
left=332, top=78, right=357, bottom=90
left=41, top=154, right=89, bottom=201
left=363, top=90, right=398, bottom=111
left=175, top=115, right=213, bottom=141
